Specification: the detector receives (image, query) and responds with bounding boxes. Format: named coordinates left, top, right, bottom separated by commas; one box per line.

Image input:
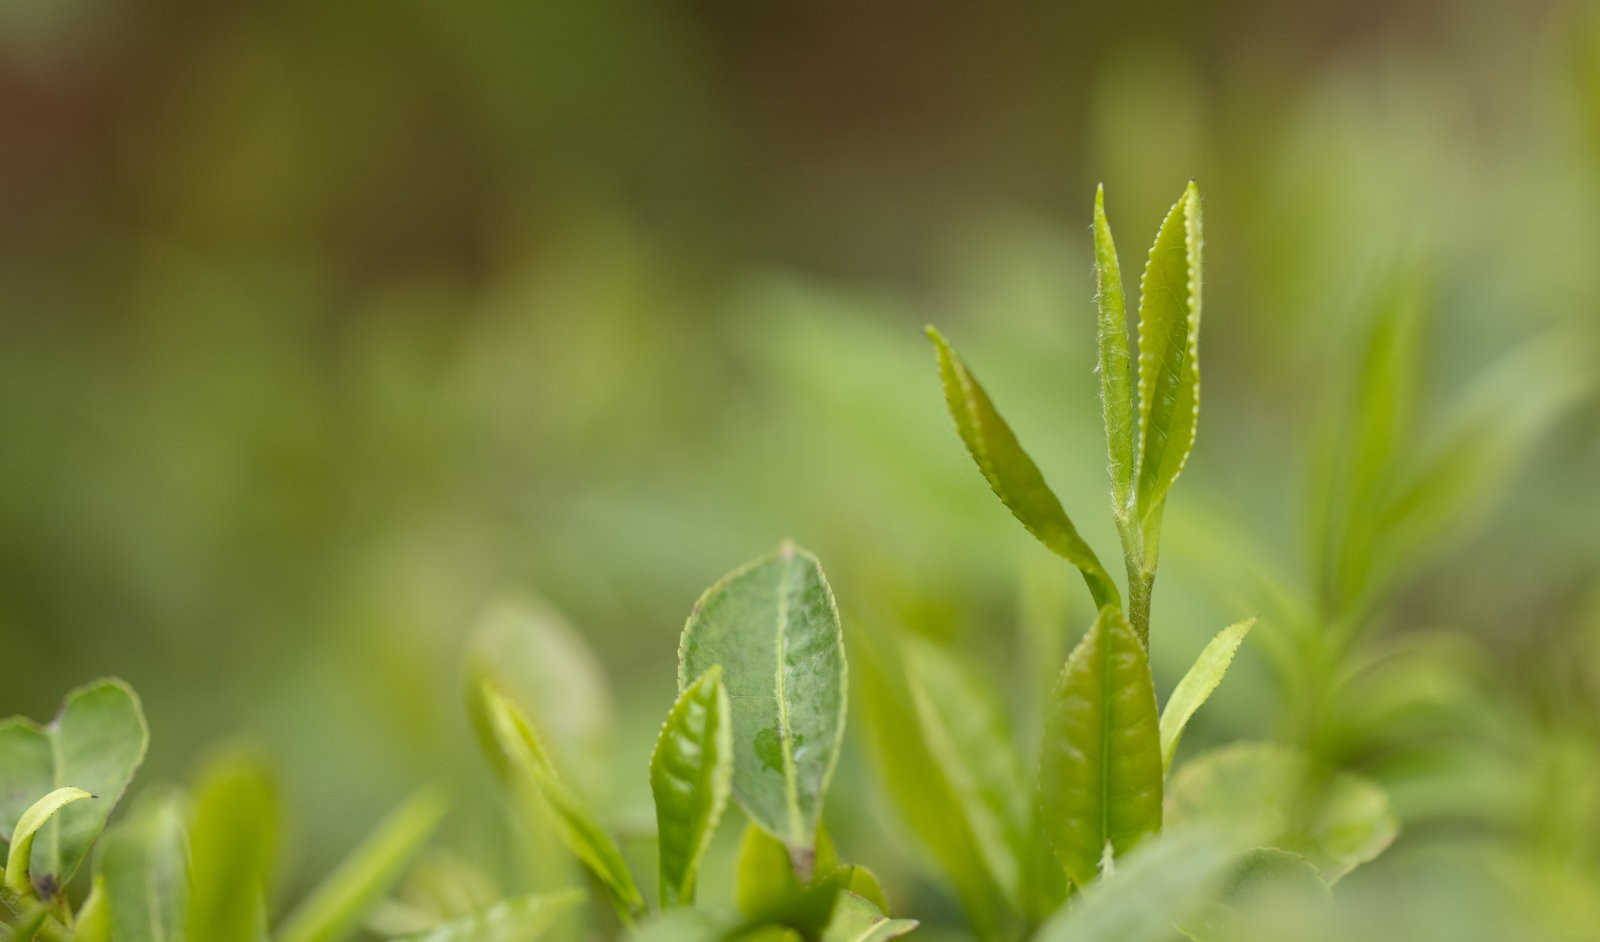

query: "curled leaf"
left=651, top=665, right=734, bottom=906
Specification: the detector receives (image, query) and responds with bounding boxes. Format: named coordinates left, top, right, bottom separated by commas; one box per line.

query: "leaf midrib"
left=773, top=554, right=804, bottom=843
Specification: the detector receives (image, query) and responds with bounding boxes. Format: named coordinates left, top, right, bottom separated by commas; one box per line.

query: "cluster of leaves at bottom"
left=0, top=543, right=897, bottom=942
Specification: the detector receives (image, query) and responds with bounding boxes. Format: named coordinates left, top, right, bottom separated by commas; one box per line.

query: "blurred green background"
left=2, top=0, right=1599, bottom=937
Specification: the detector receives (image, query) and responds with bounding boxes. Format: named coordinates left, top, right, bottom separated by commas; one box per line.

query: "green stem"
left=1115, top=511, right=1155, bottom=648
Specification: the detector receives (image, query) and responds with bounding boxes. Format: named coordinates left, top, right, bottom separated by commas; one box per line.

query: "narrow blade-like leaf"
left=97, top=791, right=189, bottom=942
left=651, top=665, right=733, bottom=906
left=1038, top=606, right=1163, bottom=889
left=902, top=639, right=1028, bottom=905
left=1134, top=184, right=1203, bottom=523
left=480, top=685, right=645, bottom=918
left=1094, top=185, right=1135, bottom=516
left=187, top=750, right=280, bottom=942
left=275, top=789, right=449, bottom=942
left=925, top=327, right=1120, bottom=608
left=0, top=679, right=148, bottom=892
left=678, top=543, right=847, bottom=854
left=855, top=638, right=1013, bottom=938
left=388, top=890, right=584, bottom=942
left=5, top=787, right=93, bottom=895
left=1159, top=619, right=1255, bottom=772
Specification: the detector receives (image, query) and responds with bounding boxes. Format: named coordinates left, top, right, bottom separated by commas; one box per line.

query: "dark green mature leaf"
left=925, top=327, right=1120, bottom=609
left=275, top=789, right=449, bottom=942
left=97, top=791, right=189, bottom=942
left=5, top=787, right=92, bottom=895
left=1032, top=827, right=1241, bottom=942
left=1093, top=185, right=1136, bottom=516
left=480, top=684, right=645, bottom=917
left=187, top=750, right=280, bottom=942
left=1038, top=606, right=1163, bottom=890
left=1134, top=183, right=1203, bottom=527
left=388, top=890, right=584, bottom=942
left=821, top=893, right=917, bottom=942
left=652, top=665, right=734, bottom=906
left=679, top=544, right=847, bottom=855
left=901, top=639, right=1028, bottom=905
left=1159, top=619, right=1255, bottom=773
left=0, top=679, right=148, bottom=891
left=1167, top=743, right=1397, bottom=883
left=855, top=640, right=1014, bottom=938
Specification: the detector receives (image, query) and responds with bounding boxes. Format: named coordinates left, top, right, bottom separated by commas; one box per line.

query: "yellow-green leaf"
left=926, top=327, right=1120, bottom=609
left=275, top=789, right=448, bottom=942
left=1038, top=606, right=1163, bottom=889
left=651, top=665, right=733, bottom=906
left=1159, top=619, right=1255, bottom=773
left=5, top=787, right=92, bottom=895
left=1094, top=185, right=1135, bottom=516
left=1134, top=183, right=1203, bottom=525
left=479, top=684, right=644, bottom=918
left=187, top=750, right=280, bottom=942
left=822, top=893, right=918, bottom=942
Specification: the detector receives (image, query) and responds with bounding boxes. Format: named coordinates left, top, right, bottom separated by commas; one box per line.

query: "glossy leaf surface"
left=925, top=328, right=1119, bottom=608
left=1134, top=184, right=1203, bottom=523
left=0, top=679, right=148, bottom=890
left=481, top=684, right=644, bottom=917
left=679, top=544, right=846, bottom=852
left=1159, top=619, right=1255, bottom=772
left=1093, top=185, right=1135, bottom=514
left=1038, top=606, right=1163, bottom=889
left=651, top=665, right=733, bottom=906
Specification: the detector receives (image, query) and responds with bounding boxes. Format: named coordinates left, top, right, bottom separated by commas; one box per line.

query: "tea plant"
left=851, top=183, right=1398, bottom=939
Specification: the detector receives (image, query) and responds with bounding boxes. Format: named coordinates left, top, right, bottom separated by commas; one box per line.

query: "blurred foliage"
left=2, top=0, right=1599, bottom=937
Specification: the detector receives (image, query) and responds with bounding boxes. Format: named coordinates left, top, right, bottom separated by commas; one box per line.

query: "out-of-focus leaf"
left=1093, top=185, right=1135, bottom=514
left=4, top=787, right=92, bottom=894
left=1133, top=183, right=1203, bottom=528
left=821, top=893, right=917, bottom=942
left=5, top=902, right=50, bottom=941
left=388, top=890, right=584, bottom=942
left=372, top=851, right=502, bottom=932
left=275, top=788, right=449, bottom=942
left=97, top=791, right=188, bottom=942
left=1166, top=743, right=1397, bottom=882
left=1033, top=827, right=1240, bottom=942
left=187, top=750, right=280, bottom=942
left=901, top=638, right=1027, bottom=904
left=0, top=679, right=148, bottom=892
left=679, top=543, right=846, bottom=855
left=1159, top=619, right=1255, bottom=772
left=1175, top=848, right=1330, bottom=942
left=925, top=327, right=1120, bottom=609
left=624, top=906, right=735, bottom=942
left=1376, top=331, right=1595, bottom=597
left=652, top=665, right=733, bottom=906
left=854, top=638, right=1013, bottom=937
left=1038, top=606, right=1163, bottom=889
left=74, top=876, right=111, bottom=942
left=479, top=684, right=644, bottom=918
left=465, top=597, right=614, bottom=796
left=1307, top=278, right=1423, bottom=611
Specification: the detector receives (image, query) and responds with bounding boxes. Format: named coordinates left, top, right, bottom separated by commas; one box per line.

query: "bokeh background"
left=3, top=0, right=1599, bottom=937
